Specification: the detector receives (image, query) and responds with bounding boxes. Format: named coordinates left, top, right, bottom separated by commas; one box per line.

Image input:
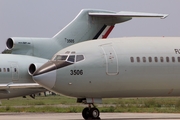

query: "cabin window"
left=67, top=55, right=75, bottom=62
left=148, top=57, right=152, bottom=62
left=154, top=57, right=158, bottom=62
left=137, top=57, right=140, bottom=62
left=178, top=57, right=180, bottom=62
left=0, top=68, right=1, bottom=72
left=14, top=68, right=17, bottom=72
left=160, top=57, right=163, bottom=62
left=166, top=57, right=169, bottom=62
left=130, top=57, right=134, bottom=62
left=76, top=55, right=84, bottom=62
left=7, top=68, right=10, bottom=72
left=129, top=56, right=180, bottom=63
left=143, top=57, right=146, bottom=62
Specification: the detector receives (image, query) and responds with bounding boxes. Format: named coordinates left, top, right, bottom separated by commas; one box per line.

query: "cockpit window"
left=53, top=53, right=84, bottom=63
left=76, top=55, right=84, bottom=62
left=54, top=55, right=67, bottom=61
left=67, top=55, right=75, bottom=62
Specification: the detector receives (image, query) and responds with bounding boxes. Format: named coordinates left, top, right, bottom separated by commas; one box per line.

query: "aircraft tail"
left=53, top=9, right=167, bottom=48
left=2, top=9, right=167, bottom=59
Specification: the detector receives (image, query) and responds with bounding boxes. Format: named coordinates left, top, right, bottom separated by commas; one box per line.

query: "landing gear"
left=82, top=104, right=100, bottom=120
left=90, top=107, right=100, bottom=119
left=82, top=107, right=90, bottom=119
left=77, top=98, right=102, bottom=119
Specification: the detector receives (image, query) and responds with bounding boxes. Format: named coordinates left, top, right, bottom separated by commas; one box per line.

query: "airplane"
left=0, top=9, right=166, bottom=99
left=32, top=37, right=180, bottom=120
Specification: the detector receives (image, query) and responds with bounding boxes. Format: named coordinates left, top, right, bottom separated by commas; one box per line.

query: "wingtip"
left=161, top=14, right=168, bottom=19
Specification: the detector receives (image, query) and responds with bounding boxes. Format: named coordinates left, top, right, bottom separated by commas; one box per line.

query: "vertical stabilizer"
left=52, top=9, right=131, bottom=48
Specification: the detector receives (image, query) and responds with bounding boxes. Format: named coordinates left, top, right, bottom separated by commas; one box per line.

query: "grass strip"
left=1, top=95, right=180, bottom=113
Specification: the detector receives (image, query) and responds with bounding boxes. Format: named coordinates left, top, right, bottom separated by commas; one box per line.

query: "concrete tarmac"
left=1, top=113, right=180, bottom=120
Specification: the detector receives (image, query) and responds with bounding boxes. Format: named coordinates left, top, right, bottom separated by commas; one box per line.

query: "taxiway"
left=1, top=113, right=180, bottom=120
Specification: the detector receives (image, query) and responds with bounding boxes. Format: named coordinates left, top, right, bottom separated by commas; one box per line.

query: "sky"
left=0, top=0, right=180, bottom=52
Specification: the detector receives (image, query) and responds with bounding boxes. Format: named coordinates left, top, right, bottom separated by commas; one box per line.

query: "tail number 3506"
left=70, top=70, right=83, bottom=75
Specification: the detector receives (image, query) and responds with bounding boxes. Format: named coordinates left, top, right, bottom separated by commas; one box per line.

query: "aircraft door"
left=11, top=63, right=19, bottom=81
left=101, top=44, right=119, bottom=75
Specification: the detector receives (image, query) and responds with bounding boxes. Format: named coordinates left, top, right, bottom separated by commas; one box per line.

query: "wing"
left=0, top=83, right=42, bottom=89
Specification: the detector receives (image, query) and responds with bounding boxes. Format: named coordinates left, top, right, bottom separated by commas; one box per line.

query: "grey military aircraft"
left=32, top=37, right=180, bottom=120
left=0, top=9, right=166, bottom=99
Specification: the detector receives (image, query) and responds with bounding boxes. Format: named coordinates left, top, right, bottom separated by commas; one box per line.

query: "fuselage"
left=0, top=54, right=48, bottom=99
left=33, top=37, right=180, bottom=98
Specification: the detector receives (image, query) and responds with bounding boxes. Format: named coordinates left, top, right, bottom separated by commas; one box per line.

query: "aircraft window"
left=126, top=56, right=180, bottom=63
left=172, top=57, right=175, bottom=62
left=154, top=57, right=158, bottom=62
left=130, top=57, right=134, bottom=62
left=178, top=57, right=180, bottom=62
left=67, top=55, right=75, bottom=62
left=160, top=57, right=163, bottom=62
left=54, top=55, right=68, bottom=61
left=7, top=68, right=10, bottom=72
left=148, top=57, right=152, bottom=62
left=143, top=57, right=146, bottom=62
left=14, top=68, right=17, bottom=72
left=0, top=68, right=1, bottom=72
left=3, top=68, right=6, bottom=72
left=65, top=51, right=70, bottom=54
left=137, top=57, right=140, bottom=62
left=71, top=51, right=76, bottom=54
left=76, top=55, right=84, bottom=62
left=166, top=57, right=169, bottom=62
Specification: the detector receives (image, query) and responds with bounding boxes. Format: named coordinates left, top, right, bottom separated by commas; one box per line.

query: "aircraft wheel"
left=82, top=107, right=90, bottom=119
left=90, top=107, right=100, bottom=119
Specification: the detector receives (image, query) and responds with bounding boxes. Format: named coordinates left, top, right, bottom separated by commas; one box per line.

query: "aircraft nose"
left=32, top=60, right=73, bottom=89
left=32, top=61, right=57, bottom=89
left=33, top=61, right=57, bottom=76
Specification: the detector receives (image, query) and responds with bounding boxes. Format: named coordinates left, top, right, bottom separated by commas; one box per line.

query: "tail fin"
left=53, top=9, right=167, bottom=48
left=2, top=9, right=167, bottom=59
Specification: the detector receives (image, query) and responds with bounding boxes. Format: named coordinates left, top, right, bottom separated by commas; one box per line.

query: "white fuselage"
left=34, top=37, right=180, bottom=98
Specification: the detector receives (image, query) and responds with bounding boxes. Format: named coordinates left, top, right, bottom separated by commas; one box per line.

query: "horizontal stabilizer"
left=89, top=11, right=168, bottom=19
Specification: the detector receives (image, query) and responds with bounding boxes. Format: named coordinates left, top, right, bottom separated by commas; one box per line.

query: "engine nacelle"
left=28, top=63, right=47, bottom=76
left=6, top=37, right=33, bottom=50
left=6, top=37, right=34, bottom=55
left=4, top=37, right=57, bottom=59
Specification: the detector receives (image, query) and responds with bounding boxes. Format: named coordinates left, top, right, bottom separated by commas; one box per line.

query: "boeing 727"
left=33, top=37, right=180, bottom=119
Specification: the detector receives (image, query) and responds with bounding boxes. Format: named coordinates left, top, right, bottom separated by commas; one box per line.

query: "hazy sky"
left=0, top=0, right=180, bottom=52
